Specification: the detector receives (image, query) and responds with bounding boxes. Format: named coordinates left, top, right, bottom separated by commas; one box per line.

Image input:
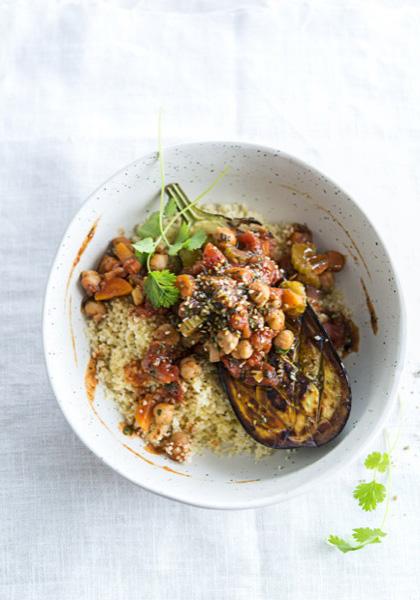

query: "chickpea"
left=231, top=340, right=253, bottom=360
left=98, top=254, right=120, bottom=273
left=163, top=431, right=191, bottom=462
left=214, top=226, right=237, bottom=246
left=265, top=309, right=285, bottom=332
left=131, top=286, right=144, bottom=306
left=149, top=253, right=169, bottom=271
left=249, top=281, right=270, bottom=306
left=153, top=324, right=180, bottom=346
left=80, top=270, right=101, bottom=296
left=84, top=300, right=107, bottom=322
left=176, top=274, right=195, bottom=298
left=216, top=330, right=239, bottom=355
left=180, top=356, right=202, bottom=381
left=153, top=403, right=175, bottom=425
left=274, top=329, right=295, bottom=351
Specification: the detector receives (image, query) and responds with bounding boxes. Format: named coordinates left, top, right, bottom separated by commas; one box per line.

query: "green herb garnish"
left=144, top=270, right=180, bottom=308
left=135, top=114, right=228, bottom=308
left=328, top=528, right=386, bottom=553
left=327, top=449, right=391, bottom=553
left=327, top=401, right=403, bottom=555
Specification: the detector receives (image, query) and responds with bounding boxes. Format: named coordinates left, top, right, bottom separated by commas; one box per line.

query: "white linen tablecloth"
left=1, top=1, right=419, bottom=598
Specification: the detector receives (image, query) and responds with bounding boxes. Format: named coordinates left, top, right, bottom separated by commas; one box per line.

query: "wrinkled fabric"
left=1, top=1, right=419, bottom=599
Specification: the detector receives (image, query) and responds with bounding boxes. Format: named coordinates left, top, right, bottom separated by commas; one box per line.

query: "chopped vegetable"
left=94, top=277, right=133, bottom=301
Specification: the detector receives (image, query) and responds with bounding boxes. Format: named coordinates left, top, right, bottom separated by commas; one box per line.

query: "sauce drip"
left=66, top=218, right=100, bottom=295
left=360, top=278, right=378, bottom=335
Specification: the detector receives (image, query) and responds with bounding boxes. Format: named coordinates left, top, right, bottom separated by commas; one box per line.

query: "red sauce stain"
left=69, top=295, right=78, bottom=366
left=122, top=443, right=156, bottom=466
left=66, top=218, right=100, bottom=295
left=85, top=356, right=112, bottom=432
left=85, top=356, right=98, bottom=403
left=360, top=278, right=379, bottom=335
left=232, top=479, right=261, bottom=484
left=163, top=466, right=191, bottom=477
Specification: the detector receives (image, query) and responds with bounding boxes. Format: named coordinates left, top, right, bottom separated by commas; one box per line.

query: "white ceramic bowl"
left=43, top=142, right=406, bottom=509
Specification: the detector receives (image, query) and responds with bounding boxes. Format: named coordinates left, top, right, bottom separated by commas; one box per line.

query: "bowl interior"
left=43, top=142, right=405, bottom=508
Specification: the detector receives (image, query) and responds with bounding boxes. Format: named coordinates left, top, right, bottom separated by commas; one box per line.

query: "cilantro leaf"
left=352, top=527, right=386, bottom=544
left=137, top=211, right=161, bottom=238
left=175, top=221, right=190, bottom=243
left=132, top=238, right=156, bottom=254
left=184, top=229, right=207, bottom=250
left=328, top=528, right=386, bottom=553
left=144, top=270, right=180, bottom=308
left=167, top=223, right=207, bottom=256
left=136, top=252, right=149, bottom=265
left=364, top=452, right=390, bottom=473
left=327, top=535, right=357, bottom=553
left=353, top=481, right=386, bottom=511
left=164, top=197, right=178, bottom=217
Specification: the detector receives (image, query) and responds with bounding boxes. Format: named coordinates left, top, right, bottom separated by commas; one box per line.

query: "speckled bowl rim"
left=43, top=141, right=407, bottom=509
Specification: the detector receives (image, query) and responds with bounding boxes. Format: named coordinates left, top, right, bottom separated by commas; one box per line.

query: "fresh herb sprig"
left=132, top=115, right=228, bottom=308
left=327, top=419, right=401, bottom=554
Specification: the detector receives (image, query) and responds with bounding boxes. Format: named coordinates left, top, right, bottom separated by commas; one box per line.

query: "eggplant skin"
left=218, top=305, right=352, bottom=449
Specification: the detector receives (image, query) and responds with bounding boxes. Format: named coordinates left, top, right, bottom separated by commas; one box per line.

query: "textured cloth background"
left=1, top=1, right=420, bottom=598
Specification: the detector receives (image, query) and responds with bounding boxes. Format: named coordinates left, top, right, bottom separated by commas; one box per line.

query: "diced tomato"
left=250, top=328, right=275, bottom=353
left=153, top=381, right=184, bottom=404
left=154, top=360, right=179, bottom=384
left=134, top=301, right=160, bottom=318
left=237, top=230, right=262, bottom=252
left=141, top=342, right=180, bottom=384
left=124, top=361, right=154, bottom=387
left=202, top=243, right=226, bottom=268
left=261, top=239, right=271, bottom=256
left=229, top=308, right=251, bottom=339
left=225, top=267, right=254, bottom=284
left=221, top=356, right=242, bottom=379
left=245, top=351, right=265, bottom=368
left=259, top=256, right=281, bottom=285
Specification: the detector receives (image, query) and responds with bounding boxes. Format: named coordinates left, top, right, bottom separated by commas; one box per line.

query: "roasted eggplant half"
left=219, top=305, right=351, bottom=448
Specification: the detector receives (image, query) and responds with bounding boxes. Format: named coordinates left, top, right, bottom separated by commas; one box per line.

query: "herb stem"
left=380, top=432, right=392, bottom=530
left=158, top=110, right=170, bottom=247
left=148, top=166, right=229, bottom=268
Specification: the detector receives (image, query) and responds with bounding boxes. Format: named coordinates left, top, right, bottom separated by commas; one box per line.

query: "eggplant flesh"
left=219, top=305, right=351, bottom=449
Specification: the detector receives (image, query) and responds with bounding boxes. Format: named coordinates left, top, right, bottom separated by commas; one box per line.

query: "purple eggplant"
left=219, top=305, right=351, bottom=448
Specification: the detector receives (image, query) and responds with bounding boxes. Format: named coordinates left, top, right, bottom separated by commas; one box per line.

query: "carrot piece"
left=113, top=241, right=133, bottom=262
left=135, top=396, right=155, bottom=432
left=94, top=277, right=132, bottom=300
